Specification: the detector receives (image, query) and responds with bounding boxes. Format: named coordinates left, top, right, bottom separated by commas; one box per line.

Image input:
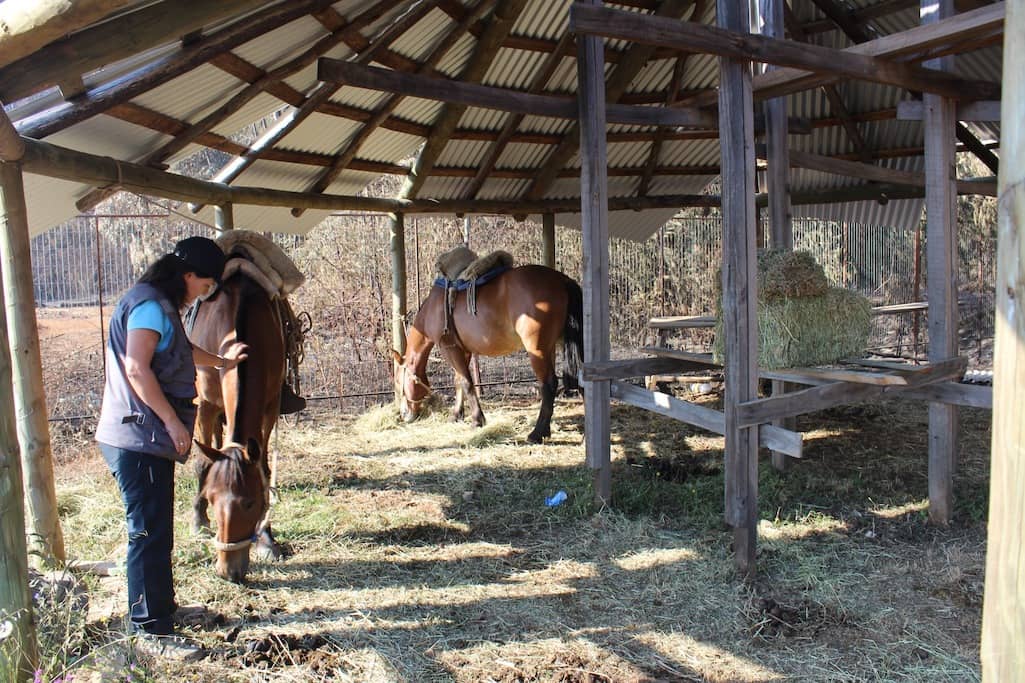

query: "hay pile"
left=713, top=250, right=872, bottom=369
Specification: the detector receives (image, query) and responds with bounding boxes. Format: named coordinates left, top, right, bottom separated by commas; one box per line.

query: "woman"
left=95, top=236, right=248, bottom=661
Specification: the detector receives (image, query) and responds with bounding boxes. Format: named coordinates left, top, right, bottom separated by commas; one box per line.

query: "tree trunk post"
left=214, top=202, right=234, bottom=233
left=981, top=0, right=1025, bottom=676
left=0, top=160, right=66, bottom=567
left=390, top=212, right=407, bottom=401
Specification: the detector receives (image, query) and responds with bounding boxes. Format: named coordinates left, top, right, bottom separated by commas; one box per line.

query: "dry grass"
left=45, top=391, right=990, bottom=682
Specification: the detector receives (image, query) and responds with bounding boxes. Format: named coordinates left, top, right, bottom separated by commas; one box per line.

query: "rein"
left=213, top=535, right=256, bottom=552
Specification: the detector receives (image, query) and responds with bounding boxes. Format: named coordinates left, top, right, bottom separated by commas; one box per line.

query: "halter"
left=213, top=535, right=256, bottom=552
left=399, top=363, right=432, bottom=409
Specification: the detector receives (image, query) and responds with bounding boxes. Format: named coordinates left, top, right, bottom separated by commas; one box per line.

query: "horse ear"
left=245, top=437, right=262, bottom=463
left=194, top=440, right=226, bottom=462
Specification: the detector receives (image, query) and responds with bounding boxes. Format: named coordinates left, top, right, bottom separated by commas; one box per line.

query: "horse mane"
left=229, top=274, right=260, bottom=444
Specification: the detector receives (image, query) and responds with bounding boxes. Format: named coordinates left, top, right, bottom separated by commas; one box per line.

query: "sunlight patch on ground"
left=758, top=514, right=848, bottom=541
left=635, top=630, right=785, bottom=682
left=614, top=547, right=700, bottom=571
left=870, top=499, right=928, bottom=519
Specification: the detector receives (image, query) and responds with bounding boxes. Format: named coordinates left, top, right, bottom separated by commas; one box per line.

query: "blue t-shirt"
left=126, top=300, right=174, bottom=353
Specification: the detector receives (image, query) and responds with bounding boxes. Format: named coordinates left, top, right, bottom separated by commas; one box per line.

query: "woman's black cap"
left=172, top=236, right=225, bottom=283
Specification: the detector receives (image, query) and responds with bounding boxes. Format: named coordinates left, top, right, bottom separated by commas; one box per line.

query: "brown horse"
left=392, top=264, right=582, bottom=443
left=189, top=271, right=285, bottom=583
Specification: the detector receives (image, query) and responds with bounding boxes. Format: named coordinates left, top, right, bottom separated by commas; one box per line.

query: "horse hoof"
left=527, top=432, right=544, bottom=444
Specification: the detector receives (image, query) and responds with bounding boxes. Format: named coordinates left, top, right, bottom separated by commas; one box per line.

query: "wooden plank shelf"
left=648, top=302, right=930, bottom=330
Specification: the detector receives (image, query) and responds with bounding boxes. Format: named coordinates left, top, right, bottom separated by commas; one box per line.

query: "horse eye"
left=242, top=499, right=258, bottom=512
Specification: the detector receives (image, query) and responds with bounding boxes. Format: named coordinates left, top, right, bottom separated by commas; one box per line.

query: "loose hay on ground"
left=48, top=397, right=989, bottom=682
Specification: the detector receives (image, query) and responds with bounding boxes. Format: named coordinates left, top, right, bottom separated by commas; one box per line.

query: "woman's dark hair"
left=138, top=254, right=189, bottom=308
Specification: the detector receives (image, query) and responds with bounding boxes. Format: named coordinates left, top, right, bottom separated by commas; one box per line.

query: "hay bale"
left=713, top=287, right=872, bottom=369
left=758, top=249, right=829, bottom=302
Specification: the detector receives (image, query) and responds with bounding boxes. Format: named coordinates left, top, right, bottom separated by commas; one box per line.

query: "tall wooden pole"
left=922, top=0, right=958, bottom=525
left=718, top=0, right=760, bottom=577
left=0, top=163, right=38, bottom=678
left=981, top=0, right=1025, bottom=676
left=542, top=213, right=556, bottom=268
left=390, top=211, right=407, bottom=362
left=0, top=160, right=65, bottom=566
left=577, top=0, right=612, bottom=504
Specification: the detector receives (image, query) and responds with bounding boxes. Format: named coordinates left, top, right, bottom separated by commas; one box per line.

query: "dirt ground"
left=34, top=307, right=990, bottom=682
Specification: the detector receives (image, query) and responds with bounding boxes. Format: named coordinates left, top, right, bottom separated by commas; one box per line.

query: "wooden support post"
left=718, top=0, right=760, bottom=577
left=542, top=213, right=556, bottom=268
left=760, top=0, right=796, bottom=473
left=214, top=202, right=234, bottom=233
left=390, top=212, right=407, bottom=395
left=0, top=160, right=65, bottom=566
left=0, top=166, right=37, bottom=681
left=577, top=0, right=612, bottom=505
left=981, top=0, right=1025, bottom=675
left=462, top=215, right=482, bottom=397
left=922, top=0, right=958, bottom=526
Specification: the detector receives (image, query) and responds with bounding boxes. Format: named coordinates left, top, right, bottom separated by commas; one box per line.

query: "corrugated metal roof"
left=3, top=0, right=1006, bottom=244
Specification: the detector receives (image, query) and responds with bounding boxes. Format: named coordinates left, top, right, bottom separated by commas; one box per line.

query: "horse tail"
left=561, top=276, right=584, bottom=395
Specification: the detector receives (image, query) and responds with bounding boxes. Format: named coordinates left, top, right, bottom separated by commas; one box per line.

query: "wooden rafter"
left=13, top=0, right=343, bottom=140
left=396, top=0, right=532, bottom=202
left=462, top=30, right=574, bottom=201
left=678, top=1, right=1004, bottom=106
left=317, top=60, right=716, bottom=127
left=0, top=0, right=274, bottom=105
left=802, top=0, right=918, bottom=35
left=524, top=0, right=697, bottom=203
left=191, top=0, right=434, bottom=213
left=783, top=3, right=873, bottom=162
left=292, top=0, right=497, bottom=218
left=0, top=0, right=138, bottom=72
left=571, top=3, right=999, bottom=100
left=639, top=51, right=690, bottom=197
left=309, top=2, right=421, bottom=72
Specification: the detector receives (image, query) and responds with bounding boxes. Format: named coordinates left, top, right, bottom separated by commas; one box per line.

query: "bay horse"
left=392, top=264, right=583, bottom=444
left=189, top=270, right=286, bottom=583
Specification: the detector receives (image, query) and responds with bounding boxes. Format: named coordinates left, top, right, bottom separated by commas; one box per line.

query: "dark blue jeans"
left=100, top=444, right=176, bottom=635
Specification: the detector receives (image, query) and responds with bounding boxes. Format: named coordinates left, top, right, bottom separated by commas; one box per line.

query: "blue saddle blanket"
left=433, top=264, right=511, bottom=291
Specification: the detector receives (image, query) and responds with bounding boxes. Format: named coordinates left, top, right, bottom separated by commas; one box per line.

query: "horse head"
left=194, top=437, right=269, bottom=583
left=391, top=349, right=431, bottom=422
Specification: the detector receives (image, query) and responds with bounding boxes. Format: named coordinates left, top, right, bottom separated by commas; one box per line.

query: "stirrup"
left=279, top=385, right=306, bottom=414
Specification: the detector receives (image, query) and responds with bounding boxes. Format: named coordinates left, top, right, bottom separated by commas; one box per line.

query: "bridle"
left=398, top=363, right=432, bottom=410
left=209, top=446, right=271, bottom=554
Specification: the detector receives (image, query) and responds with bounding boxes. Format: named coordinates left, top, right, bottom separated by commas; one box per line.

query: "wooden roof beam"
left=395, top=0, right=531, bottom=202
left=524, top=0, right=697, bottom=204
left=292, top=0, right=496, bottom=218
left=639, top=43, right=694, bottom=198
left=462, top=30, right=575, bottom=201
left=0, top=0, right=140, bottom=72
left=317, top=59, right=716, bottom=127
left=309, top=1, right=420, bottom=72
left=570, top=3, right=999, bottom=100
left=12, top=0, right=344, bottom=140
left=783, top=3, right=873, bottom=162
left=771, top=148, right=998, bottom=196
left=0, top=0, right=276, bottom=105
left=802, top=0, right=919, bottom=35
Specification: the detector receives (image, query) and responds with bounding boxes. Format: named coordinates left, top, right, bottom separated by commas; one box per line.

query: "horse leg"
left=450, top=352, right=473, bottom=420
left=445, top=348, right=484, bottom=427
left=527, top=355, right=558, bottom=444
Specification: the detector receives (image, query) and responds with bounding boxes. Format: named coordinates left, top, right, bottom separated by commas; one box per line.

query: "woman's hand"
left=165, top=417, right=192, bottom=457
left=218, top=342, right=249, bottom=370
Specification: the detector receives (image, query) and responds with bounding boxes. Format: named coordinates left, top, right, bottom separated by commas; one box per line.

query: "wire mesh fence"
left=31, top=209, right=995, bottom=420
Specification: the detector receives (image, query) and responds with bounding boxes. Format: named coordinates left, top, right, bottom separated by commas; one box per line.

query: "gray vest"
left=95, top=283, right=197, bottom=462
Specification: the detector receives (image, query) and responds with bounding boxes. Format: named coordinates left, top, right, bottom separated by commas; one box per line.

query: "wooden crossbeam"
left=0, top=0, right=138, bottom=72
left=581, top=356, right=711, bottom=381
left=293, top=0, right=496, bottom=217
left=0, top=107, right=24, bottom=162
left=609, top=381, right=802, bottom=457
left=0, top=0, right=273, bottom=105
left=524, top=0, right=697, bottom=204
left=679, top=1, right=1004, bottom=106
left=11, top=0, right=342, bottom=140
left=898, top=100, right=1002, bottom=121
left=317, top=59, right=716, bottom=127
left=781, top=149, right=998, bottom=196
left=570, top=3, right=999, bottom=100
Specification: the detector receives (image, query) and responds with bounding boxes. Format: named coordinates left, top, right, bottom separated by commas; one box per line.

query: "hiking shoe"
left=133, top=632, right=207, bottom=662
